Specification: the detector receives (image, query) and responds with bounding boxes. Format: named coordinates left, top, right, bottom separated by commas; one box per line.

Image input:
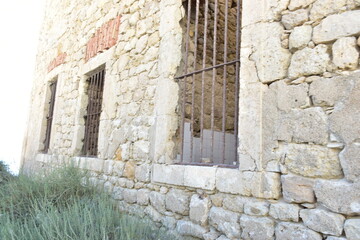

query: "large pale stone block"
left=240, top=215, right=275, bottom=240
left=209, top=207, right=240, bottom=239
left=345, top=219, right=360, bottom=240
left=309, top=75, right=352, bottom=107
left=123, top=189, right=137, bottom=204
left=184, top=165, right=216, bottom=190
left=216, top=169, right=281, bottom=199
left=244, top=201, right=269, bottom=216
left=135, top=164, right=151, bottom=182
left=282, top=9, right=309, bottom=30
left=176, top=220, right=207, bottom=239
left=165, top=189, right=191, bottom=215
left=152, top=164, right=185, bottom=186
left=222, top=196, right=248, bottom=213
left=332, top=37, right=359, bottom=70
left=78, top=157, right=104, bottom=172
left=278, top=108, right=328, bottom=145
left=288, top=45, right=330, bottom=79
left=144, top=205, right=162, bottom=222
left=314, top=180, right=360, bottom=215
left=189, top=194, right=211, bottom=226
left=149, top=191, right=166, bottom=213
left=313, top=10, right=360, bottom=43
left=300, top=209, right=345, bottom=236
left=269, top=202, right=300, bottom=222
left=289, top=25, right=313, bottom=50
left=284, top=143, right=342, bottom=178
left=310, top=0, right=347, bottom=21
left=288, top=0, right=316, bottom=10
left=282, top=175, right=315, bottom=203
left=272, top=81, right=309, bottom=112
left=137, top=189, right=150, bottom=206
left=242, top=0, right=289, bottom=26
left=275, top=222, right=322, bottom=240
left=242, top=22, right=291, bottom=83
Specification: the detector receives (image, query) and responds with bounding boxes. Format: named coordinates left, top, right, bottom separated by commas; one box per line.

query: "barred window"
left=177, top=0, right=241, bottom=167
left=43, top=79, right=58, bottom=153
left=82, top=68, right=105, bottom=157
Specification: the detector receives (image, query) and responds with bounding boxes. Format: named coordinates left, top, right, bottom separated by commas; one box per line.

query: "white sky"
left=0, top=0, right=46, bottom=173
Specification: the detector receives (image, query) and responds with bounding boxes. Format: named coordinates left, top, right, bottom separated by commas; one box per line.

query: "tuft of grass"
left=0, top=161, right=14, bottom=185
left=0, top=166, right=176, bottom=240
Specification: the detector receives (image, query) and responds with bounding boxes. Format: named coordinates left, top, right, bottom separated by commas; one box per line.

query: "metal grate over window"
left=176, top=0, right=242, bottom=167
left=43, top=80, right=58, bottom=153
left=82, top=68, right=105, bottom=157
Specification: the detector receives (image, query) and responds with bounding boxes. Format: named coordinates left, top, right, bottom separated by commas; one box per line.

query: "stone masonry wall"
left=22, top=0, right=360, bottom=239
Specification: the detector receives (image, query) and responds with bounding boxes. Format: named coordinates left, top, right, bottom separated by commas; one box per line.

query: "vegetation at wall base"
left=0, top=163, right=175, bottom=240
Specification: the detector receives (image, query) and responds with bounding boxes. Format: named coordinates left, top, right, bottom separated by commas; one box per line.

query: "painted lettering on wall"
left=85, top=16, right=121, bottom=62
left=48, top=53, right=67, bottom=72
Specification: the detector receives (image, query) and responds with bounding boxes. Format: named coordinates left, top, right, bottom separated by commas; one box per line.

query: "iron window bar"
left=43, top=80, right=58, bottom=153
left=82, top=68, right=105, bottom=157
left=176, top=0, right=242, bottom=167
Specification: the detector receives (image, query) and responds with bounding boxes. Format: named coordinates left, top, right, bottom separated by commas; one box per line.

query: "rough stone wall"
left=22, top=0, right=360, bottom=239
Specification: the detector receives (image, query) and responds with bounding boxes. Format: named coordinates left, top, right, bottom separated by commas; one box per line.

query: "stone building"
left=22, top=0, right=360, bottom=239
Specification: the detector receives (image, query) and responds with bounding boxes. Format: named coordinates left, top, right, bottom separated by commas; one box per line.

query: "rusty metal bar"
left=190, top=0, right=200, bottom=162
left=180, top=0, right=193, bottom=163
left=83, top=68, right=105, bottom=157
left=222, top=0, right=229, bottom=164
left=211, top=0, right=219, bottom=163
left=200, top=0, right=209, bottom=162
left=43, top=79, right=57, bottom=153
left=234, top=0, right=241, bottom=164
left=175, top=59, right=239, bottom=80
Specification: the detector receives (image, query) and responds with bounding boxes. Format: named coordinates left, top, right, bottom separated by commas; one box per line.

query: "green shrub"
left=0, top=166, right=176, bottom=240
left=0, top=161, right=14, bottom=185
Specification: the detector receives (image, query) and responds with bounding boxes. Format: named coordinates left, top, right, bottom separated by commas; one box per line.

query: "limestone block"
left=242, top=0, right=289, bottom=26
left=161, top=216, right=177, bottom=230
left=152, top=164, right=185, bottom=186
left=209, top=207, right=240, bottom=239
left=137, top=189, right=150, bottom=205
left=123, top=189, right=137, bottom=204
left=78, top=157, right=104, bottom=172
left=222, top=196, right=248, bottom=213
left=309, top=75, right=352, bottom=107
left=216, top=169, right=281, bottom=199
left=275, top=222, right=322, bottom=240
left=284, top=143, right=342, bottom=178
left=176, top=220, right=207, bottom=239
left=288, top=0, right=316, bottom=10
left=132, top=140, right=150, bottom=161
left=272, top=81, right=309, bottom=112
left=269, top=202, right=300, bottom=222
left=165, top=189, right=191, bottom=215
left=112, top=186, right=124, bottom=200
left=149, top=191, right=166, bottom=213
left=242, top=22, right=291, bottom=83
left=345, top=219, right=360, bottom=240
left=326, top=237, right=347, bottom=240
left=278, top=108, right=328, bottom=145
left=332, top=37, right=359, bottom=70
left=103, top=160, right=114, bottom=175
left=310, top=0, right=347, bottom=21
left=282, top=9, right=309, bottom=30
left=289, top=26, right=313, bottom=50
left=288, top=45, right=330, bottom=79
left=313, top=10, right=360, bottom=44
left=104, top=181, right=113, bottom=194
left=240, top=215, right=275, bottom=240
left=314, top=180, right=360, bottom=215
left=184, top=165, right=216, bottom=190
left=216, top=236, right=230, bottom=240
left=282, top=175, right=315, bottom=203
left=300, top=209, right=345, bottom=236
left=340, top=144, right=360, bottom=183
left=135, top=164, right=151, bottom=182
left=203, top=229, right=221, bottom=240
left=113, top=161, right=125, bottom=176
left=189, top=194, right=211, bottom=226
left=144, top=205, right=162, bottom=222
left=358, top=37, right=360, bottom=46
left=123, top=161, right=136, bottom=179
left=244, top=201, right=270, bottom=216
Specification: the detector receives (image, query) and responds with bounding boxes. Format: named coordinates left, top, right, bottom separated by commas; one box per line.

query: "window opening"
left=82, top=68, right=105, bottom=157
left=43, top=79, right=58, bottom=153
left=176, top=0, right=241, bottom=166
